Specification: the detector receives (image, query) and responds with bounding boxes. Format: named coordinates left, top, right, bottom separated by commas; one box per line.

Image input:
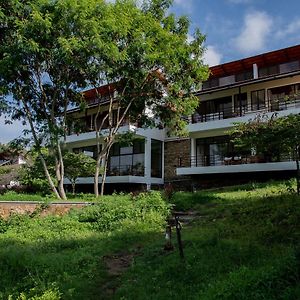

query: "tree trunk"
left=39, top=154, right=61, bottom=199
left=21, top=98, right=62, bottom=199
left=100, top=143, right=113, bottom=197
left=94, top=155, right=102, bottom=197
left=71, top=181, right=76, bottom=195
left=57, top=143, right=67, bottom=200
left=100, top=152, right=109, bottom=196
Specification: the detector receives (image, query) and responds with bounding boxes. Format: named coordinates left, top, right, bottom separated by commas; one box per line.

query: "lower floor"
left=64, top=132, right=298, bottom=193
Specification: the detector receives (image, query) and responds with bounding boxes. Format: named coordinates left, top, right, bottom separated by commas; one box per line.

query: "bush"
left=76, top=191, right=170, bottom=232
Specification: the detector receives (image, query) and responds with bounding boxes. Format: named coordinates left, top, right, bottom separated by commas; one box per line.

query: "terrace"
left=176, top=153, right=296, bottom=176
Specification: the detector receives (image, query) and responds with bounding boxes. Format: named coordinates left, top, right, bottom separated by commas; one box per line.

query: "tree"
left=0, top=0, right=102, bottom=199
left=77, top=0, right=209, bottom=196
left=0, top=0, right=209, bottom=198
left=64, top=152, right=96, bottom=195
left=230, top=113, right=300, bottom=194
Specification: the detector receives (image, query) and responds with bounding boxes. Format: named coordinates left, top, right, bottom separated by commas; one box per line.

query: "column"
left=144, top=137, right=151, bottom=190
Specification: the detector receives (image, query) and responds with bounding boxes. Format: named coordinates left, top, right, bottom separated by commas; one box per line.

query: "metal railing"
left=191, top=95, right=300, bottom=124
left=178, top=154, right=296, bottom=168
left=107, top=164, right=145, bottom=176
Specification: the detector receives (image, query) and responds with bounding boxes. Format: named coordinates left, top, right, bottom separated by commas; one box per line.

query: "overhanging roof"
left=209, top=44, right=300, bottom=78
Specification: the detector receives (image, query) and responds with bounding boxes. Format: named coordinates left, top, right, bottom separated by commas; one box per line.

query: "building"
left=65, top=44, right=300, bottom=192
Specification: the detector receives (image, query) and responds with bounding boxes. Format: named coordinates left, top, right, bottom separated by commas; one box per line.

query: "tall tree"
left=0, top=0, right=103, bottom=199
left=78, top=0, right=209, bottom=196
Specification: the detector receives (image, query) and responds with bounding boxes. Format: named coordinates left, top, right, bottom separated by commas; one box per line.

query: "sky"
left=1, top=0, right=300, bottom=143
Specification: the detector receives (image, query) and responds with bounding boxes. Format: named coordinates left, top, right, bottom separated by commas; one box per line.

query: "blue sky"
left=171, top=0, right=300, bottom=65
left=1, top=0, right=300, bottom=143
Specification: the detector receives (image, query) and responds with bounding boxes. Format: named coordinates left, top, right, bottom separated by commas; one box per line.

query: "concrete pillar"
left=145, top=137, right=152, bottom=187
left=253, top=63, right=258, bottom=79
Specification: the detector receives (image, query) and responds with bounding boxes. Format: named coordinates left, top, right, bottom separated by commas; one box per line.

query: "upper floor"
left=66, top=44, right=300, bottom=141
left=201, top=44, right=300, bottom=91
left=189, top=45, right=300, bottom=134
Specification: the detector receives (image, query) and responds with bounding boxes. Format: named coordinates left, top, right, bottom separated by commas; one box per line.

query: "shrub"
left=76, top=191, right=170, bottom=232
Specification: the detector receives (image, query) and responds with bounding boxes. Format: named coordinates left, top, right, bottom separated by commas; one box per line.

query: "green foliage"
left=63, top=151, right=96, bottom=194
left=229, top=113, right=300, bottom=159
left=0, top=192, right=169, bottom=299
left=76, top=191, right=170, bottom=232
left=116, top=183, right=300, bottom=300
left=0, top=165, right=11, bottom=175
left=0, top=184, right=300, bottom=299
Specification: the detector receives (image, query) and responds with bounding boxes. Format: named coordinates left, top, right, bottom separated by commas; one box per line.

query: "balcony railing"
left=178, top=154, right=296, bottom=168
left=107, top=164, right=145, bottom=176
left=191, top=95, right=300, bottom=124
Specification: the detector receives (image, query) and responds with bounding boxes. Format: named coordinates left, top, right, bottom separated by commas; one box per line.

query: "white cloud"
left=233, top=11, right=273, bottom=54
left=203, top=46, right=222, bottom=66
left=276, top=19, right=300, bottom=39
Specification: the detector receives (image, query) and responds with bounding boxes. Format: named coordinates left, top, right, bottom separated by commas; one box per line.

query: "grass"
left=0, top=180, right=299, bottom=299
left=0, top=190, right=132, bottom=202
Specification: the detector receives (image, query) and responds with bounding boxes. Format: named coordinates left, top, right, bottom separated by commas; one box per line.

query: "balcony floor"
left=177, top=161, right=297, bottom=176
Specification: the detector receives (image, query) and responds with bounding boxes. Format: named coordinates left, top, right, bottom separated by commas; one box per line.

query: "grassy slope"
left=115, top=181, right=300, bottom=300
left=0, top=181, right=299, bottom=299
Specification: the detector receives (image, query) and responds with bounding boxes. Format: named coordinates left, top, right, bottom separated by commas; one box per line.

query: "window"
left=151, top=139, right=163, bottom=178
left=279, top=61, right=300, bottom=74
left=202, top=78, right=219, bottom=90
left=73, top=145, right=97, bottom=159
left=219, top=75, right=235, bottom=86
left=268, top=83, right=300, bottom=111
left=251, top=90, right=265, bottom=110
left=235, top=70, right=253, bottom=82
left=108, top=140, right=145, bottom=176
left=196, top=136, right=233, bottom=166
left=234, top=93, right=248, bottom=114
left=258, top=65, right=279, bottom=77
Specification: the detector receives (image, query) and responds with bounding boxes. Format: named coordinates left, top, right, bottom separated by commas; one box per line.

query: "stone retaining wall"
left=0, top=202, right=89, bottom=219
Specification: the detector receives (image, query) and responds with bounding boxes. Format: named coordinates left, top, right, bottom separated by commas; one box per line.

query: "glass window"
left=120, top=146, right=133, bottom=155
left=234, top=93, right=248, bottom=113
left=251, top=90, right=265, bottom=110
left=151, top=139, right=163, bottom=178
left=202, top=78, right=219, bottom=90
left=196, top=136, right=233, bottom=167
left=219, top=75, right=235, bottom=87
left=108, top=140, right=145, bottom=176
left=110, top=143, right=120, bottom=156
left=279, top=61, right=300, bottom=74
left=235, top=70, right=253, bottom=82
left=73, top=145, right=97, bottom=159
left=259, top=65, right=279, bottom=77
left=133, top=139, right=145, bottom=154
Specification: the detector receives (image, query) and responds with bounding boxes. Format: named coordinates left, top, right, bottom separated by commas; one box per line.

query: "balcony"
left=188, top=95, right=300, bottom=134
left=192, top=96, right=300, bottom=124
left=177, top=154, right=297, bottom=176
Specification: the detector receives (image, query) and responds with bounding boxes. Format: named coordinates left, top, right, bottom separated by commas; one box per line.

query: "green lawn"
left=0, top=181, right=299, bottom=299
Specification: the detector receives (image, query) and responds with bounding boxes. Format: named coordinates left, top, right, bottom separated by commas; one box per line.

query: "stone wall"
left=0, top=202, right=88, bottom=219
left=164, top=138, right=190, bottom=181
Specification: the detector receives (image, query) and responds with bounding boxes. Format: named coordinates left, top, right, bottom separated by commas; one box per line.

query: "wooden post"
left=175, top=215, right=184, bottom=260
left=164, top=224, right=174, bottom=251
